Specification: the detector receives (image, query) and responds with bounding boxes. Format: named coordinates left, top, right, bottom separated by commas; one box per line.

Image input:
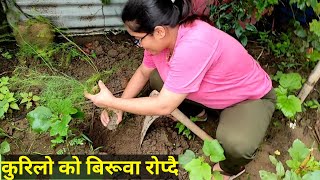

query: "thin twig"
left=257, top=48, right=264, bottom=61
left=0, top=71, right=11, bottom=76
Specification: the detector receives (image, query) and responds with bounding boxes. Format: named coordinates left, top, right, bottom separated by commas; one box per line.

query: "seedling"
left=179, top=139, right=226, bottom=180
left=273, top=72, right=303, bottom=119
left=0, top=77, right=19, bottom=119
left=175, top=116, right=198, bottom=140
left=0, top=140, right=10, bottom=154
left=260, top=139, right=320, bottom=179
left=20, top=92, right=40, bottom=109
left=26, top=99, right=83, bottom=148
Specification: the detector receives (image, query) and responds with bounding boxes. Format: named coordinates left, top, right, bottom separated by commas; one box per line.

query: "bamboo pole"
left=298, top=60, right=320, bottom=103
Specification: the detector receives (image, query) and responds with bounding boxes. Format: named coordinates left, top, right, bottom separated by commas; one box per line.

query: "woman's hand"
left=84, top=80, right=115, bottom=108
left=100, top=108, right=124, bottom=127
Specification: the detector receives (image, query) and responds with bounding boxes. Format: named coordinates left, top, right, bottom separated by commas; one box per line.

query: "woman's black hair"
left=121, top=0, right=197, bottom=33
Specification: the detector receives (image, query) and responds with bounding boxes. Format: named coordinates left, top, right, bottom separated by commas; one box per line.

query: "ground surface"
left=0, top=32, right=319, bottom=180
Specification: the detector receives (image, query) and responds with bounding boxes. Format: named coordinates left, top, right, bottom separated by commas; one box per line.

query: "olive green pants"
left=150, top=71, right=276, bottom=174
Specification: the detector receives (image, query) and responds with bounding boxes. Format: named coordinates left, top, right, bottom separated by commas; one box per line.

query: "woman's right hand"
left=100, top=108, right=123, bottom=127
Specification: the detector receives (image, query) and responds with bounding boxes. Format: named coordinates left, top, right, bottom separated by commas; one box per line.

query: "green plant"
left=273, top=72, right=303, bottom=119
left=0, top=140, right=10, bottom=154
left=19, top=92, right=40, bottom=109
left=257, top=31, right=301, bottom=63
left=209, top=1, right=258, bottom=46
left=179, top=139, right=226, bottom=180
left=287, top=0, right=320, bottom=68
left=69, top=136, right=86, bottom=146
left=14, top=16, right=98, bottom=72
left=304, top=99, right=320, bottom=109
left=1, top=51, right=12, bottom=59
left=175, top=116, right=198, bottom=140
left=10, top=67, right=86, bottom=107
left=259, top=139, right=320, bottom=179
left=0, top=77, right=19, bottom=119
left=26, top=99, right=83, bottom=147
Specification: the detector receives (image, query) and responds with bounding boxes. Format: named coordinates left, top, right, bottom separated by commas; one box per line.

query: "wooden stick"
left=152, top=90, right=214, bottom=141
left=298, top=61, right=320, bottom=103
left=171, top=108, right=214, bottom=141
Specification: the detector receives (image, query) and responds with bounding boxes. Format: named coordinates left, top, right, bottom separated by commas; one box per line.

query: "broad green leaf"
left=202, top=140, right=226, bottom=163
left=3, top=102, right=9, bottom=112
left=283, top=170, right=301, bottom=180
left=286, top=139, right=310, bottom=169
left=51, top=136, right=65, bottom=144
left=275, top=86, right=288, bottom=97
left=245, top=24, right=257, bottom=32
left=0, top=77, right=9, bottom=87
left=50, top=114, right=71, bottom=137
left=314, top=3, right=320, bottom=15
left=307, top=50, right=320, bottom=62
left=184, top=158, right=211, bottom=180
left=272, top=71, right=284, bottom=81
left=302, top=170, right=320, bottom=180
left=0, top=141, right=10, bottom=154
left=276, top=161, right=285, bottom=177
left=0, top=86, right=9, bottom=94
left=259, top=170, right=278, bottom=180
left=183, top=129, right=191, bottom=137
left=179, top=150, right=196, bottom=168
left=48, top=99, right=77, bottom=115
left=26, top=102, right=32, bottom=109
left=0, top=108, right=4, bottom=118
left=235, top=24, right=243, bottom=38
left=310, top=19, right=320, bottom=37
left=240, top=35, right=248, bottom=46
left=178, top=124, right=185, bottom=134
left=0, top=94, right=4, bottom=100
left=212, top=171, right=223, bottom=180
left=279, top=73, right=302, bottom=91
left=27, top=106, right=52, bottom=133
left=20, top=92, right=28, bottom=98
left=269, top=155, right=278, bottom=166
left=294, top=27, right=307, bottom=38
left=277, top=95, right=301, bottom=118
left=10, top=102, right=19, bottom=110
left=20, top=97, right=29, bottom=104
left=32, top=95, right=40, bottom=101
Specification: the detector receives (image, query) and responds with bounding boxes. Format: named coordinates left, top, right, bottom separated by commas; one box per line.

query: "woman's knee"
left=216, top=131, right=258, bottom=159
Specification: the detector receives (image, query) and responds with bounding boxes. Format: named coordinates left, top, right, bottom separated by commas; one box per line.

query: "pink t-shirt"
left=143, top=20, right=272, bottom=109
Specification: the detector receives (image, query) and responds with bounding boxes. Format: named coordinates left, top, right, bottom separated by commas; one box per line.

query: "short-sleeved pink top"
left=143, top=20, right=272, bottom=109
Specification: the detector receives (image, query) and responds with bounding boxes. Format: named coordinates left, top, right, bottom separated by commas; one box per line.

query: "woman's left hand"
left=84, top=80, right=115, bottom=108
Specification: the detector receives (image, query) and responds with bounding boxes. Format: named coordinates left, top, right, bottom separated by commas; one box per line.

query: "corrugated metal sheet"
left=15, top=0, right=127, bottom=35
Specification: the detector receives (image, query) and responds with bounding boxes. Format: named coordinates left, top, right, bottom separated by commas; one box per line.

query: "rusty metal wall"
left=15, top=0, right=127, bottom=35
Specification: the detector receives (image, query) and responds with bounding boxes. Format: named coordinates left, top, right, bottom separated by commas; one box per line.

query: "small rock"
left=174, top=147, right=184, bottom=154
left=94, top=46, right=104, bottom=55
left=107, top=49, right=119, bottom=58
left=118, top=53, right=127, bottom=59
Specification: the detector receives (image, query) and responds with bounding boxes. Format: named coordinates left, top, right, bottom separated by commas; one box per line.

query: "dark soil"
left=1, top=32, right=319, bottom=180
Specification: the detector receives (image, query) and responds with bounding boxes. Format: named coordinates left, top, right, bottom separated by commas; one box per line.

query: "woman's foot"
left=195, top=109, right=207, bottom=121
left=212, top=163, right=245, bottom=180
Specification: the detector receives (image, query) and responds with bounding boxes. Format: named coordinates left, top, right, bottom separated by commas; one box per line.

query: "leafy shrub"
left=0, top=77, right=19, bottom=119
left=260, top=139, right=320, bottom=179
left=179, top=139, right=226, bottom=180
left=273, top=72, right=303, bottom=119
